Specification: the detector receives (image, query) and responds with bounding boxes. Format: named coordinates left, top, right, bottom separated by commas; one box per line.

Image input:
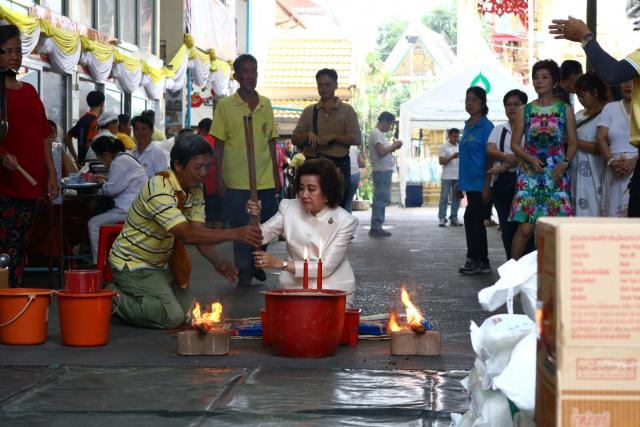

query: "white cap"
left=98, top=110, right=119, bottom=127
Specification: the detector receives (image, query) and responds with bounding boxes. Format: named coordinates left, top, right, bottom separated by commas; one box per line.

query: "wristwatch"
left=580, top=33, right=594, bottom=49
left=281, top=260, right=289, bottom=271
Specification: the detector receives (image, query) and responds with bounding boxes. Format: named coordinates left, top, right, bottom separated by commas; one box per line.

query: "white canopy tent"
left=397, top=59, right=534, bottom=206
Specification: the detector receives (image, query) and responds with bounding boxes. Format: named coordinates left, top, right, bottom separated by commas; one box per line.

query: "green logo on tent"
left=470, top=72, right=491, bottom=94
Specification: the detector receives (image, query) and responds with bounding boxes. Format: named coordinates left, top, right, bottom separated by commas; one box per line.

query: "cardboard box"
left=535, top=218, right=640, bottom=427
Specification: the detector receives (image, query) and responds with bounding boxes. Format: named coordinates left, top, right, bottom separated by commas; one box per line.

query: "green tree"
left=422, top=6, right=457, bottom=50
left=375, top=18, right=408, bottom=62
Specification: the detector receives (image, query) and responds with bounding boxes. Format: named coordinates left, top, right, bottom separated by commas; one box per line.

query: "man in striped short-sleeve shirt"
left=109, top=134, right=262, bottom=329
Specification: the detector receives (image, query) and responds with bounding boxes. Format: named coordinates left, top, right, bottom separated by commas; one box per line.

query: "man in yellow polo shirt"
left=211, top=54, right=280, bottom=287
left=109, top=134, right=262, bottom=329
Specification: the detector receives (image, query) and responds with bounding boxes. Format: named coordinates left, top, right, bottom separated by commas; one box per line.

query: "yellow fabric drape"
left=80, top=36, right=114, bottom=62
left=0, top=5, right=39, bottom=35
left=39, top=20, right=80, bottom=55
left=113, top=49, right=142, bottom=73
left=166, top=44, right=187, bottom=73
left=142, top=62, right=165, bottom=84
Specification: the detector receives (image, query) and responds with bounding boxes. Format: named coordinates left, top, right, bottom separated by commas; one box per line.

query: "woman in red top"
left=0, top=25, right=58, bottom=287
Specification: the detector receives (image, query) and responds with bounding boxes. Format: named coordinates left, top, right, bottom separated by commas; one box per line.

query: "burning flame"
left=389, top=310, right=402, bottom=332
left=401, top=288, right=424, bottom=326
left=303, top=246, right=308, bottom=261
left=388, top=287, right=425, bottom=332
left=319, top=239, right=323, bottom=260
left=191, top=301, right=223, bottom=330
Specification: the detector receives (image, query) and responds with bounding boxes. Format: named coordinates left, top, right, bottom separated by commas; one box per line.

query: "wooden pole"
left=243, top=114, right=259, bottom=227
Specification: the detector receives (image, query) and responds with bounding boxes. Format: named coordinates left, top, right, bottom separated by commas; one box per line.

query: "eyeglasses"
left=505, top=102, right=522, bottom=107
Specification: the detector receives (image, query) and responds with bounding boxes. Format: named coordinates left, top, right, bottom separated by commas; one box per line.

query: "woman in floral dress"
left=509, top=60, right=578, bottom=259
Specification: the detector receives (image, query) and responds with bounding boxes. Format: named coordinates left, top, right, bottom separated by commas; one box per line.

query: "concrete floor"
left=0, top=206, right=509, bottom=426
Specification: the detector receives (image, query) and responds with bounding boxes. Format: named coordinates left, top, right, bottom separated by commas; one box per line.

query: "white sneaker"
left=438, top=218, right=446, bottom=227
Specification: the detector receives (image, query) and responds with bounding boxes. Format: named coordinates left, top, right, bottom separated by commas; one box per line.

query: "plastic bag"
left=493, top=329, right=536, bottom=416
left=478, top=251, right=537, bottom=319
left=456, top=371, right=513, bottom=427
left=470, top=314, right=535, bottom=389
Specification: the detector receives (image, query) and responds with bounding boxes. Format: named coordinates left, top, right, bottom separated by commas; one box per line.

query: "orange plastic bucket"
left=54, top=290, right=117, bottom=346
left=0, top=288, right=52, bottom=345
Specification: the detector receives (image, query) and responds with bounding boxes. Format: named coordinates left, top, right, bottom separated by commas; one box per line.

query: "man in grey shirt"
left=368, top=112, right=402, bottom=237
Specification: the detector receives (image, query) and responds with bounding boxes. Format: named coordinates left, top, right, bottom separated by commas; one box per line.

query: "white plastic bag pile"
left=453, top=251, right=538, bottom=427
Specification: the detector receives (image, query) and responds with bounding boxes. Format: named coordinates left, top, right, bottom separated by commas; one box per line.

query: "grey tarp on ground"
left=0, top=366, right=466, bottom=426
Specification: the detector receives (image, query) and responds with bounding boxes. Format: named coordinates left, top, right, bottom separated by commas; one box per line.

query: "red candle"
left=303, top=246, right=309, bottom=289
left=317, top=240, right=323, bottom=290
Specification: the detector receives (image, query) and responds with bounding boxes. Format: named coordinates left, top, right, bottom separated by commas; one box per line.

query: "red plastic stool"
left=96, top=223, right=124, bottom=282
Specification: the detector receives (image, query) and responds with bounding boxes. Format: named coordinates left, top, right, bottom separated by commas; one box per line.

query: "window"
left=119, top=0, right=137, bottom=45
left=138, top=0, right=155, bottom=54
left=96, top=0, right=116, bottom=37
left=78, top=78, right=98, bottom=116
left=68, top=0, right=93, bottom=28
left=41, top=69, right=67, bottom=133
left=105, top=87, right=123, bottom=113
left=39, top=0, right=65, bottom=14
left=17, top=68, right=40, bottom=93
left=131, top=95, right=147, bottom=116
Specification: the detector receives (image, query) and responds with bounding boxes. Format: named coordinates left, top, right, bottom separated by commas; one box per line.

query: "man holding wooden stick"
left=211, top=54, right=280, bottom=287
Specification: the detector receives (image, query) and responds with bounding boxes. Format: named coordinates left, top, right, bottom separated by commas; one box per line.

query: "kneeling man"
left=109, top=133, right=262, bottom=329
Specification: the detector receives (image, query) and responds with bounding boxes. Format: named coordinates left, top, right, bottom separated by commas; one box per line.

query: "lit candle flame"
left=319, top=239, right=323, bottom=260
left=303, top=246, right=308, bottom=261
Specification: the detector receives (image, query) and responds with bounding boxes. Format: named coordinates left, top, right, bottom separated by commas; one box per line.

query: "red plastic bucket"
left=340, top=308, right=360, bottom=346
left=263, top=289, right=349, bottom=358
left=0, top=288, right=52, bottom=345
left=64, top=270, right=102, bottom=293
left=54, top=290, right=117, bottom=346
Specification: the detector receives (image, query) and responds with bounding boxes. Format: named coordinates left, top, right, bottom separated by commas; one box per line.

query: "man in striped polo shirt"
left=109, top=134, right=262, bottom=329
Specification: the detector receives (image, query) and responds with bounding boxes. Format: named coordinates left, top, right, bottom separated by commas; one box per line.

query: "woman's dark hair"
left=131, top=115, right=154, bottom=130
left=170, top=133, right=213, bottom=170
left=233, top=54, right=258, bottom=74
left=532, top=59, right=561, bottom=85
left=295, top=158, right=343, bottom=208
left=92, top=136, right=125, bottom=155
left=574, top=71, right=609, bottom=103
left=47, top=120, right=57, bottom=131
left=315, top=68, right=338, bottom=83
left=503, top=89, right=528, bottom=105
left=466, top=86, right=489, bottom=116
left=0, top=25, right=20, bottom=46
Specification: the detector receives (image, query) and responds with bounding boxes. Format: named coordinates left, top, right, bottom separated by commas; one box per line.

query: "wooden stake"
left=243, top=114, right=259, bottom=227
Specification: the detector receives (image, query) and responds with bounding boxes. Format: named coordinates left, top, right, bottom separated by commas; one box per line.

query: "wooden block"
left=390, top=329, right=441, bottom=356
left=0, top=268, right=7, bottom=289
left=177, top=329, right=230, bottom=356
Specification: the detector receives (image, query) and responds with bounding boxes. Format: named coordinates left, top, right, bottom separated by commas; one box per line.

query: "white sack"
left=478, top=251, right=537, bottom=319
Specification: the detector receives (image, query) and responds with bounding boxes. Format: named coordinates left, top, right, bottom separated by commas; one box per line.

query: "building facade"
left=1, top=0, right=163, bottom=140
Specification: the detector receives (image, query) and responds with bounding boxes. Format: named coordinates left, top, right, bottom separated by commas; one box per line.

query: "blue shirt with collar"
left=458, top=115, right=494, bottom=192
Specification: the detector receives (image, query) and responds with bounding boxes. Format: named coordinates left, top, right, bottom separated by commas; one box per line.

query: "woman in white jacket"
left=88, top=136, right=148, bottom=263
left=250, top=158, right=358, bottom=305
